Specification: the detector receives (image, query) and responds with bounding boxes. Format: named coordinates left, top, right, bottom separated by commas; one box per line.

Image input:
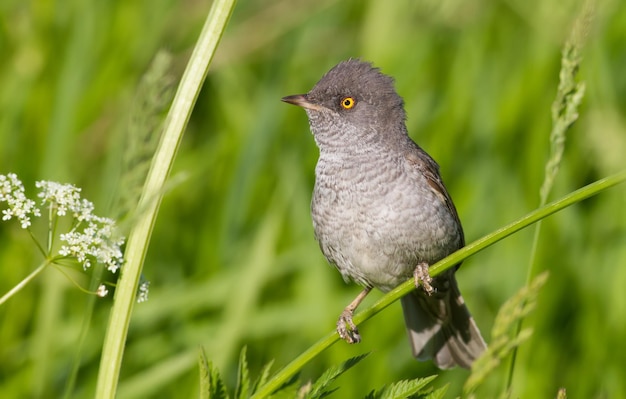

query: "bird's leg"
left=337, top=287, right=372, bottom=344
left=414, top=262, right=434, bottom=296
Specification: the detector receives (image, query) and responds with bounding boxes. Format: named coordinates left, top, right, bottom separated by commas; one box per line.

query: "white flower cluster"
left=36, top=180, right=94, bottom=221
left=1, top=174, right=125, bottom=273
left=0, top=173, right=41, bottom=228
left=58, top=217, right=125, bottom=272
left=137, top=281, right=150, bottom=303
left=36, top=181, right=125, bottom=273
left=1, top=174, right=152, bottom=302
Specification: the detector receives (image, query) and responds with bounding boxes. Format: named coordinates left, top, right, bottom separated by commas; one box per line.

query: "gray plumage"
left=282, top=59, right=486, bottom=369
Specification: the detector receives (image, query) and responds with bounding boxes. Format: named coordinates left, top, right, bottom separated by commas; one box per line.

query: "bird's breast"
left=311, top=152, right=462, bottom=290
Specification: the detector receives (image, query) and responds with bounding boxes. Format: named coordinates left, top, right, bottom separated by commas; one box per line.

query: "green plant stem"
left=0, top=261, right=48, bottom=306
left=252, top=170, right=626, bottom=399
left=94, top=1, right=237, bottom=398
left=63, top=263, right=106, bottom=399
left=51, top=263, right=97, bottom=295
left=27, top=228, right=48, bottom=258
left=506, top=5, right=591, bottom=391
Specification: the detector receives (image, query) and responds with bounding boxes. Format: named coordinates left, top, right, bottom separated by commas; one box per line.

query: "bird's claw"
left=414, top=262, right=434, bottom=296
left=337, top=309, right=361, bottom=344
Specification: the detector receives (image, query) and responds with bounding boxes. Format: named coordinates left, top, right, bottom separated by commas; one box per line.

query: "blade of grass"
left=507, top=2, right=593, bottom=392
left=63, top=50, right=176, bottom=399
left=251, top=169, right=626, bottom=399
left=94, top=1, right=237, bottom=398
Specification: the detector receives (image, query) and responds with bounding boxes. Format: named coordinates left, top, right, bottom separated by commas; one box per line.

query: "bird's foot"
left=337, top=309, right=361, bottom=344
left=414, top=262, right=434, bottom=296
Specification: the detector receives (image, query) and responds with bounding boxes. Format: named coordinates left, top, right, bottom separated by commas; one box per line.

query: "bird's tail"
left=400, top=273, right=486, bottom=369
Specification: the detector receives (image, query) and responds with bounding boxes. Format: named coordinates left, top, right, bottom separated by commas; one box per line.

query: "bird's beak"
left=281, top=94, right=323, bottom=111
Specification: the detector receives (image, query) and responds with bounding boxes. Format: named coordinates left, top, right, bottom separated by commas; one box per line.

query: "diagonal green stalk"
left=251, top=170, right=626, bottom=399
left=0, top=261, right=48, bottom=306
left=94, top=1, right=237, bottom=398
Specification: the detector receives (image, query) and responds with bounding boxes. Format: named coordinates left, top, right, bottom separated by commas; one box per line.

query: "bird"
left=281, top=59, right=486, bottom=369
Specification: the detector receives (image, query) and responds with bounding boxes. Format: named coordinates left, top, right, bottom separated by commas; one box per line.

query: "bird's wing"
left=404, top=147, right=465, bottom=247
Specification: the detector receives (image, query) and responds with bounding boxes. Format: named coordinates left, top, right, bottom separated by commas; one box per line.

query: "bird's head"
left=282, top=59, right=408, bottom=149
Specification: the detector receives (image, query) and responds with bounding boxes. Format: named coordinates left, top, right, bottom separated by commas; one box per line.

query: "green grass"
left=1, top=0, right=625, bottom=398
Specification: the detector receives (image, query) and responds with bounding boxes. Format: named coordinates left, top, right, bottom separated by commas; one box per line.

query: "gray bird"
left=282, top=59, right=486, bottom=369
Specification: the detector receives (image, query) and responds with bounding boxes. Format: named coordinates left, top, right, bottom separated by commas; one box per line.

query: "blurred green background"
left=1, top=0, right=625, bottom=398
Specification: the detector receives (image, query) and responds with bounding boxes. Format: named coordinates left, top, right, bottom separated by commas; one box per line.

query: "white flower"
left=0, top=173, right=41, bottom=228
left=35, top=180, right=91, bottom=219
left=137, top=281, right=150, bottom=303
left=97, top=284, right=109, bottom=297
left=59, top=218, right=125, bottom=272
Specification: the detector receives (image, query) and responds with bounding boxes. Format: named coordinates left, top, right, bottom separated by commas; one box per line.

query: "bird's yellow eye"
left=340, top=96, right=356, bottom=109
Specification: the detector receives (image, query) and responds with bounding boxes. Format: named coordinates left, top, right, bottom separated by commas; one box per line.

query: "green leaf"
left=421, top=383, right=449, bottom=399
left=304, top=353, right=369, bottom=399
left=364, top=375, right=437, bottom=399
left=198, top=346, right=229, bottom=399
left=266, top=374, right=301, bottom=399
left=251, top=360, right=275, bottom=395
left=235, top=347, right=250, bottom=399
left=199, top=347, right=211, bottom=399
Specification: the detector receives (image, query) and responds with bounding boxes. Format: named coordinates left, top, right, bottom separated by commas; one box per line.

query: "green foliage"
left=303, top=353, right=369, bottom=399
left=199, top=347, right=229, bottom=399
left=363, top=376, right=437, bottom=399
left=422, top=384, right=449, bottom=399
left=114, top=50, right=176, bottom=222
left=1, top=0, right=625, bottom=398
left=252, top=360, right=275, bottom=395
left=200, top=348, right=370, bottom=399
left=541, top=1, right=590, bottom=205
left=464, top=272, right=549, bottom=397
left=236, top=347, right=252, bottom=399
